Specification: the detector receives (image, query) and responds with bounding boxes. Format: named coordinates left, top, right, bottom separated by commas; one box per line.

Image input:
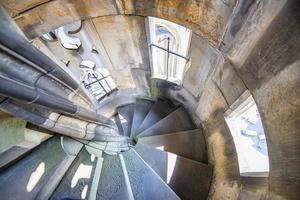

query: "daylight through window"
left=225, top=93, right=269, bottom=177
left=148, top=17, right=191, bottom=85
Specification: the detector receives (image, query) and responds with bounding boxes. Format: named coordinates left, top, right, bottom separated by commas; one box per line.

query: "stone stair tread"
left=36, top=154, right=78, bottom=200
left=136, top=99, right=177, bottom=134
left=97, top=154, right=131, bottom=200
left=117, top=104, right=135, bottom=137
left=96, top=88, right=137, bottom=117
left=0, top=137, right=66, bottom=200
left=122, top=149, right=180, bottom=200
left=138, top=129, right=207, bottom=163
left=130, top=99, right=154, bottom=138
left=112, top=115, right=124, bottom=135
left=134, top=143, right=212, bottom=200
left=137, top=107, right=195, bottom=138
left=50, top=148, right=96, bottom=199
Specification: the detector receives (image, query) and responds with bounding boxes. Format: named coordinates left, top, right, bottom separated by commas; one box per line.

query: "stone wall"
left=163, top=0, right=300, bottom=199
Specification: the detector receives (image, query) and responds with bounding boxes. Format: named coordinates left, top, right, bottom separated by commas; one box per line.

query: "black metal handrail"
left=150, top=43, right=190, bottom=61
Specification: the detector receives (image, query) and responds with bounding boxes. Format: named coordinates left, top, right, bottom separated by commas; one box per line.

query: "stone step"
left=50, top=148, right=96, bottom=199
left=36, top=154, right=79, bottom=200
left=112, top=115, right=124, bottom=135
left=137, top=107, right=195, bottom=138
left=138, top=129, right=207, bottom=163
left=97, top=153, right=132, bottom=200
left=134, top=143, right=212, bottom=200
left=136, top=99, right=177, bottom=134
left=117, top=104, right=135, bottom=137
left=0, top=137, right=67, bottom=200
left=96, top=88, right=137, bottom=118
left=122, top=149, right=180, bottom=200
left=130, top=98, right=154, bottom=138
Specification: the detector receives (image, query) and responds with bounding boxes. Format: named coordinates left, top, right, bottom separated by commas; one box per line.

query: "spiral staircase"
left=0, top=97, right=212, bottom=200
left=0, top=0, right=299, bottom=199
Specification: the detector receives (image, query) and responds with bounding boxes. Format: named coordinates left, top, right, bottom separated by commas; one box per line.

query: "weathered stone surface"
left=162, top=1, right=299, bottom=199
left=8, top=0, right=236, bottom=46
left=183, top=33, right=217, bottom=98
left=0, top=112, right=26, bottom=153
left=131, top=68, right=151, bottom=96
left=220, top=0, right=287, bottom=68
left=123, top=149, right=180, bottom=200
left=137, top=98, right=177, bottom=133
left=234, top=2, right=300, bottom=91
left=122, top=0, right=236, bottom=45
left=51, top=148, right=96, bottom=199
left=195, top=80, right=241, bottom=200
left=97, top=154, right=130, bottom=200
left=130, top=98, right=154, bottom=138
left=0, top=137, right=66, bottom=200
left=91, top=15, right=151, bottom=94
left=13, top=0, right=120, bottom=38
left=96, top=88, right=137, bottom=118
left=138, top=107, right=195, bottom=138
left=138, top=129, right=207, bottom=163
left=238, top=177, right=269, bottom=199
left=212, top=59, right=247, bottom=106
left=253, top=61, right=300, bottom=199
left=1, top=0, right=50, bottom=17
left=134, top=143, right=212, bottom=200
left=229, top=2, right=300, bottom=197
left=92, top=16, right=150, bottom=70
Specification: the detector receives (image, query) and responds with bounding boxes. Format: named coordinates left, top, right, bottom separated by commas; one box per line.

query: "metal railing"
left=150, top=38, right=189, bottom=80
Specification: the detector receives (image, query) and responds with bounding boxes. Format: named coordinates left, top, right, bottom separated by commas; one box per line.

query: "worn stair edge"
left=117, top=104, right=135, bottom=137
left=130, top=99, right=154, bottom=138
left=135, top=99, right=178, bottom=134
left=122, top=149, right=180, bottom=200
left=89, top=151, right=104, bottom=200
left=0, top=137, right=53, bottom=172
left=134, top=143, right=212, bottom=200
left=137, top=129, right=207, bottom=163
left=0, top=137, right=67, bottom=200
left=97, top=153, right=131, bottom=200
left=50, top=148, right=96, bottom=200
left=96, top=89, right=137, bottom=118
left=112, top=115, right=124, bottom=135
left=135, top=95, right=156, bottom=102
left=137, top=107, right=195, bottom=138
left=119, top=154, right=134, bottom=200
left=36, top=154, right=80, bottom=200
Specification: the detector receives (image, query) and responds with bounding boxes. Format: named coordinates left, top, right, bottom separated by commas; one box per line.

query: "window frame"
left=82, top=69, right=117, bottom=102
left=224, top=90, right=270, bottom=177
left=147, top=17, right=192, bottom=85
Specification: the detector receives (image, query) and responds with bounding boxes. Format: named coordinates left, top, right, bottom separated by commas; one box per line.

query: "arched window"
left=148, top=17, right=191, bottom=85
left=80, top=62, right=117, bottom=101
left=225, top=91, right=270, bottom=177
